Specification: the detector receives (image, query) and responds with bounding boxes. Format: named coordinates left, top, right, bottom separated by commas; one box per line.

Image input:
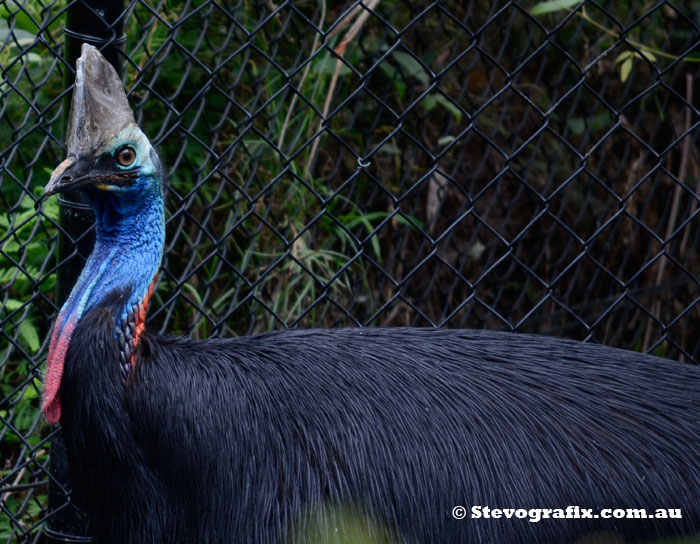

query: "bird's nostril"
left=62, top=175, right=73, bottom=183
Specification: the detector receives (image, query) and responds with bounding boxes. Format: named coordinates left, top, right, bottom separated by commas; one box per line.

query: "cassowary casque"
left=42, top=43, right=700, bottom=544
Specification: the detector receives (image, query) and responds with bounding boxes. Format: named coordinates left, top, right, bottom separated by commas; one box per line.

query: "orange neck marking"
left=130, top=277, right=156, bottom=368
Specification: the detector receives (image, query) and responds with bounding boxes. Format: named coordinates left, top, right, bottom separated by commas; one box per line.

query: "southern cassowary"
left=41, top=44, right=700, bottom=544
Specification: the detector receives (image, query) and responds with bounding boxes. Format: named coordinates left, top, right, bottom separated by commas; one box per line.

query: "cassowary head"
left=46, top=43, right=162, bottom=211
left=42, top=44, right=164, bottom=424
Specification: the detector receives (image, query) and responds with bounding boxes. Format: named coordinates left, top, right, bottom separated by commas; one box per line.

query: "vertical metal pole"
left=45, top=2, right=126, bottom=542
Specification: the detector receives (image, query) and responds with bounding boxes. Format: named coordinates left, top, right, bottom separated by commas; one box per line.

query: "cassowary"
left=41, top=44, right=700, bottom=544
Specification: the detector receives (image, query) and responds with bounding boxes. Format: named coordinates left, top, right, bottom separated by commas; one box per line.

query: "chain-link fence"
left=1, top=0, right=699, bottom=541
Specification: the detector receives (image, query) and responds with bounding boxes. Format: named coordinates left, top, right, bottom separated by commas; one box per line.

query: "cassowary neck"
left=81, top=189, right=164, bottom=325
left=43, top=188, right=164, bottom=424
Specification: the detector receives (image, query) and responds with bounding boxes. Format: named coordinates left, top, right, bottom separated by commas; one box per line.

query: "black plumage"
left=59, top=303, right=700, bottom=543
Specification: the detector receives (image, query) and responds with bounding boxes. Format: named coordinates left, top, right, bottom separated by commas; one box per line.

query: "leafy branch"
left=530, top=0, right=700, bottom=82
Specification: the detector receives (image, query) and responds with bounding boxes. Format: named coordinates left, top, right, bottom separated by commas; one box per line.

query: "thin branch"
left=572, top=6, right=700, bottom=63
left=305, top=0, right=381, bottom=177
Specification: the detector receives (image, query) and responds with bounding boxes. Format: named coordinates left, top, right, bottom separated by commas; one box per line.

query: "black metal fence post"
left=44, top=2, right=126, bottom=542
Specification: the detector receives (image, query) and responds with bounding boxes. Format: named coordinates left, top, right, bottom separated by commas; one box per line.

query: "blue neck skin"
left=59, top=184, right=165, bottom=333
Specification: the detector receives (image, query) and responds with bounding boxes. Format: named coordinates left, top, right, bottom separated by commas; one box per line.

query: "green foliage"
left=0, top=189, right=58, bottom=534
left=530, top=0, right=699, bottom=84
left=614, top=50, right=657, bottom=83
left=120, top=0, right=436, bottom=333
left=1, top=2, right=63, bottom=524
left=0, top=191, right=58, bottom=351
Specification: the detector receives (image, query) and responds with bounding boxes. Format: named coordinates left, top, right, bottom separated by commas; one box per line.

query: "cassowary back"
left=60, top=305, right=700, bottom=544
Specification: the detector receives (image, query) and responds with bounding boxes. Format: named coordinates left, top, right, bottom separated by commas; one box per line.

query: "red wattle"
left=130, top=279, right=156, bottom=367
left=43, top=316, right=74, bottom=425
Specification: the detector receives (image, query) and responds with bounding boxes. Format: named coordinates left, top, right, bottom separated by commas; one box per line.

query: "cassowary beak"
left=44, top=43, right=135, bottom=196
left=44, top=156, right=107, bottom=196
left=45, top=158, right=78, bottom=196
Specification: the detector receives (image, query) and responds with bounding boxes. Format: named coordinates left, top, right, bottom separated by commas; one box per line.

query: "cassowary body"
left=63, top=319, right=700, bottom=543
left=44, top=45, right=700, bottom=544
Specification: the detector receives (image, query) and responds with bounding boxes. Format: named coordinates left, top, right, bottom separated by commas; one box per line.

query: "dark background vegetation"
left=1, top=0, right=699, bottom=540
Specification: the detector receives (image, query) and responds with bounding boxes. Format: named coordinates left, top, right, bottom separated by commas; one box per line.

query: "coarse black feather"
left=60, top=303, right=700, bottom=544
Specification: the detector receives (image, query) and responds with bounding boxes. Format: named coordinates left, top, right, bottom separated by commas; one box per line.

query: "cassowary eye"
left=117, top=146, right=136, bottom=167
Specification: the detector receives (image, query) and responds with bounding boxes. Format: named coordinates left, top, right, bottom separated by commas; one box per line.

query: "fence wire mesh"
left=1, top=0, right=699, bottom=540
